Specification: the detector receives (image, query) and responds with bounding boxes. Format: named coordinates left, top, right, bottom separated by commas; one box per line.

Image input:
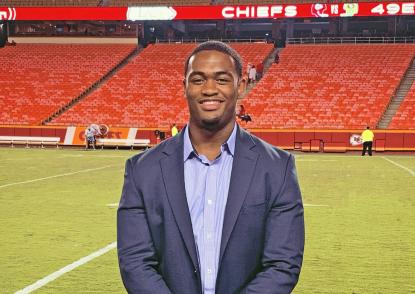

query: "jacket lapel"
left=159, top=131, right=200, bottom=271
left=219, top=126, right=259, bottom=265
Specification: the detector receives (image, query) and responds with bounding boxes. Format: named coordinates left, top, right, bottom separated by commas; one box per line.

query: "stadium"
left=0, top=0, right=414, bottom=293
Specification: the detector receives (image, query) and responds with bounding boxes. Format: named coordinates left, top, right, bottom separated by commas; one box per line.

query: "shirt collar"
left=183, top=123, right=237, bottom=161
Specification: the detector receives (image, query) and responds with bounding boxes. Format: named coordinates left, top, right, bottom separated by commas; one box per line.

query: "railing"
left=287, top=36, right=415, bottom=44
left=155, top=38, right=268, bottom=44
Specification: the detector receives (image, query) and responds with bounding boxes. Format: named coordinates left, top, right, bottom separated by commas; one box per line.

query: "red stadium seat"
left=51, top=42, right=274, bottom=128
left=242, top=44, right=415, bottom=129
left=0, top=44, right=136, bottom=125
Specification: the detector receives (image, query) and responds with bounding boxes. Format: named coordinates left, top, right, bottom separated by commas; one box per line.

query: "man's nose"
left=201, top=79, right=218, bottom=96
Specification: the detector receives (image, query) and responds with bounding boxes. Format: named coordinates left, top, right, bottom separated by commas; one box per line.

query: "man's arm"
left=241, top=154, right=305, bottom=294
left=117, top=158, right=172, bottom=294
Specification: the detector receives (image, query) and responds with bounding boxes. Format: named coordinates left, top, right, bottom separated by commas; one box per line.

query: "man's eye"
left=217, top=78, right=230, bottom=84
left=191, top=79, right=204, bottom=84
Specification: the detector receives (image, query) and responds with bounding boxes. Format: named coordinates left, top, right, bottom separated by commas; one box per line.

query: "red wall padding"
left=1, top=126, right=414, bottom=151
left=403, top=133, right=415, bottom=148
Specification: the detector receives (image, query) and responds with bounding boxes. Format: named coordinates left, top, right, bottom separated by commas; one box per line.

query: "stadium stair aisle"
left=242, top=44, right=415, bottom=129
left=389, top=82, right=415, bottom=129
left=0, top=44, right=137, bottom=125
left=377, top=57, right=415, bottom=129
left=43, top=46, right=140, bottom=125
left=241, top=46, right=278, bottom=98
left=50, top=42, right=273, bottom=128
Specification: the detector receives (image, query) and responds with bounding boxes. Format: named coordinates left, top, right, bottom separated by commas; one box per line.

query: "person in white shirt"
left=248, top=65, right=257, bottom=84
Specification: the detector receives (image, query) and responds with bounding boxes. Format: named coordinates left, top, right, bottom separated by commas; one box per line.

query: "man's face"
left=184, top=50, right=245, bottom=131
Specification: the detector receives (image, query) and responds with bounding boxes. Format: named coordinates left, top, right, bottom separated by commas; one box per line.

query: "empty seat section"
left=243, top=44, right=415, bottom=129
left=0, top=44, right=136, bottom=125
left=52, top=42, right=273, bottom=127
left=389, top=83, right=415, bottom=129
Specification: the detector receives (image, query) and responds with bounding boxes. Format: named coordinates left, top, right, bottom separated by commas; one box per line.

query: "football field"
left=0, top=148, right=414, bottom=293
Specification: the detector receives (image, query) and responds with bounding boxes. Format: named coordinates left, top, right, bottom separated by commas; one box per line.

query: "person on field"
left=85, top=127, right=96, bottom=150
left=361, top=126, right=374, bottom=156
left=171, top=123, right=179, bottom=137
left=117, top=41, right=304, bottom=294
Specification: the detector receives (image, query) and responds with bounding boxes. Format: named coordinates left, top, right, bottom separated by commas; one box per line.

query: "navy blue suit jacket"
left=117, top=125, right=304, bottom=294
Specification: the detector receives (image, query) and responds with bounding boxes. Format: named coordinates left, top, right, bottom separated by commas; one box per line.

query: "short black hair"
left=184, top=40, right=243, bottom=78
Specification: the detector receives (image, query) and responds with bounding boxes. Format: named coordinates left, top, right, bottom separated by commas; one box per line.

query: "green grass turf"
left=0, top=148, right=414, bottom=293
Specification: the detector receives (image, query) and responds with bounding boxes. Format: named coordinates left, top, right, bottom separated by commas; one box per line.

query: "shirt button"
left=208, top=199, right=213, bottom=205
left=207, top=268, right=212, bottom=274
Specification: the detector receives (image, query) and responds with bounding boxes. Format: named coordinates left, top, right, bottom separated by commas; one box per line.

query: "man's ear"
left=237, top=77, right=246, bottom=99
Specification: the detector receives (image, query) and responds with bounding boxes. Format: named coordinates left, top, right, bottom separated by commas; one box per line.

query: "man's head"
left=183, top=41, right=245, bottom=132
left=184, top=41, right=243, bottom=78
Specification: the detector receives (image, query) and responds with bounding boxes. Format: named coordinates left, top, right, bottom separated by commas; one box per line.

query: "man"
left=248, top=65, right=256, bottom=85
left=236, top=104, right=252, bottom=124
left=85, top=127, right=96, bottom=150
left=256, top=62, right=264, bottom=81
left=361, top=126, right=374, bottom=156
left=171, top=123, right=178, bottom=137
left=274, top=52, right=280, bottom=64
left=117, top=41, right=304, bottom=294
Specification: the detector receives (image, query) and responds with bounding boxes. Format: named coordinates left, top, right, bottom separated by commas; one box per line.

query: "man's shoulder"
left=128, top=136, right=179, bottom=167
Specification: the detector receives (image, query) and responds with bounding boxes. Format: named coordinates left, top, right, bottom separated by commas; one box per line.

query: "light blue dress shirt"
left=183, top=124, right=236, bottom=294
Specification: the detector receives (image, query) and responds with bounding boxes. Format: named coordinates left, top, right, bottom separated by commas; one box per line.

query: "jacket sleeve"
left=117, top=158, right=172, bottom=294
left=241, top=154, right=305, bottom=294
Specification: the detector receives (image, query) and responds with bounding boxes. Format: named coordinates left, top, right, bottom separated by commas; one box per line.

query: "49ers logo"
left=0, top=7, right=16, bottom=20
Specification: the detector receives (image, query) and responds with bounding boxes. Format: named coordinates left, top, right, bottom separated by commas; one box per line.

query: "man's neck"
left=188, top=121, right=235, bottom=161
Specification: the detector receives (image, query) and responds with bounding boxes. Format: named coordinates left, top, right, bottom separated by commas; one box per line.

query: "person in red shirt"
left=256, top=62, right=264, bottom=80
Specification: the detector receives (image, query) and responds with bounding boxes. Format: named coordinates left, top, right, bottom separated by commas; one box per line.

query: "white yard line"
left=296, top=159, right=337, bottom=162
left=0, top=165, right=113, bottom=189
left=0, top=157, right=34, bottom=162
left=15, top=242, right=116, bottom=294
left=109, top=202, right=323, bottom=208
left=382, top=157, right=415, bottom=177
left=87, top=155, right=132, bottom=158
left=301, top=155, right=415, bottom=159
left=304, top=204, right=329, bottom=207
left=106, top=203, right=119, bottom=207
left=60, top=154, right=131, bottom=158
left=109, top=202, right=328, bottom=208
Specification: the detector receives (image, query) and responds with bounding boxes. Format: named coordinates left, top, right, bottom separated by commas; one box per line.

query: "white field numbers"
left=371, top=3, right=414, bottom=15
